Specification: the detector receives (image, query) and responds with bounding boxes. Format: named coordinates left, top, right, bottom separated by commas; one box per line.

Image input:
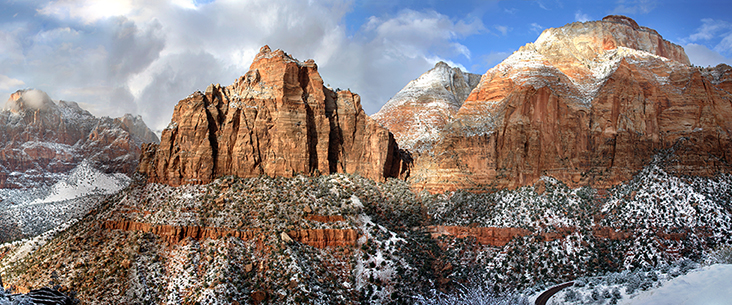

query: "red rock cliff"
left=139, top=46, right=409, bottom=186
left=408, top=16, right=732, bottom=192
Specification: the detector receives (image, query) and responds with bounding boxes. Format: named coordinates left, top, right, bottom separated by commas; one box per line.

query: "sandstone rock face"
left=0, top=89, right=159, bottom=188
left=287, top=229, right=359, bottom=248
left=372, top=62, right=480, bottom=149
left=407, top=16, right=732, bottom=192
left=427, top=225, right=530, bottom=247
left=102, top=220, right=359, bottom=248
left=102, top=220, right=258, bottom=244
left=139, top=46, right=408, bottom=186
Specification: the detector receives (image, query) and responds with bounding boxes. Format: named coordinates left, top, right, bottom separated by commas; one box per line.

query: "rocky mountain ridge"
left=2, top=14, right=732, bottom=305
left=0, top=89, right=159, bottom=243
left=0, top=89, right=159, bottom=189
left=139, top=46, right=410, bottom=186
left=2, top=158, right=731, bottom=304
left=392, top=15, right=732, bottom=192
left=372, top=62, right=480, bottom=149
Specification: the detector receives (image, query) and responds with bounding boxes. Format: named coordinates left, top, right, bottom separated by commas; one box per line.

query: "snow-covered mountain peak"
left=530, top=15, right=690, bottom=66
left=372, top=61, right=480, bottom=149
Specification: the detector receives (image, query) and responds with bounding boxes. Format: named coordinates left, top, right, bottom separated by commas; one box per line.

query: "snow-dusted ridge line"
left=29, top=160, right=130, bottom=205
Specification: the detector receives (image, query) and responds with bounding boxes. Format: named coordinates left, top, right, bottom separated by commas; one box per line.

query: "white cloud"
left=612, top=0, right=657, bottom=15
left=0, top=29, right=25, bottom=63
left=684, top=43, right=730, bottom=67
left=318, top=9, right=485, bottom=115
left=717, top=33, right=732, bottom=55
left=0, top=75, right=25, bottom=91
left=363, top=9, right=483, bottom=58
left=37, top=0, right=137, bottom=24
left=687, top=19, right=731, bottom=42
left=575, top=10, right=590, bottom=22
left=681, top=18, right=732, bottom=65
left=494, top=25, right=510, bottom=36
left=2, top=1, right=486, bottom=131
left=530, top=23, right=544, bottom=35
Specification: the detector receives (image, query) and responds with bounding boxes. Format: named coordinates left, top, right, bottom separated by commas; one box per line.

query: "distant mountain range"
left=0, top=89, right=158, bottom=243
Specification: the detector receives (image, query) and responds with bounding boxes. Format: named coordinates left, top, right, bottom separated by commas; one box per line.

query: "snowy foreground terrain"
left=536, top=262, right=732, bottom=305
left=622, top=264, right=732, bottom=305
left=1, top=152, right=731, bottom=304
left=0, top=161, right=130, bottom=242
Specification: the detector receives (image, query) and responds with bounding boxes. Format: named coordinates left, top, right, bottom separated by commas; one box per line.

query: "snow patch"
left=29, top=160, right=130, bottom=205
left=621, top=264, right=732, bottom=304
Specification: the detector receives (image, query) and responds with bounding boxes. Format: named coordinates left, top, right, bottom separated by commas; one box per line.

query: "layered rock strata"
left=102, top=220, right=359, bottom=248
left=139, top=46, right=409, bottom=186
left=429, top=225, right=693, bottom=246
left=406, top=16, right=732, bottom=192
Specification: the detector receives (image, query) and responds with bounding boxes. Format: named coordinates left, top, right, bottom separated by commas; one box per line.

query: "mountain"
left=138, top=45, right=410, bottom=186
left=0, top=89, right=159, bottom=189
left=403, top=15, right=732, bottom=192
left=2, top=16, right=732, bottom=305
left=372, top=61, right=480, bottom=149
left=0, top=89, right=159, bottom=243
left=2, top=156, right=731, bottom=304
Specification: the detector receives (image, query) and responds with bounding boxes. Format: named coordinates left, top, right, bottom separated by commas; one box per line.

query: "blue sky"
left=1, top=0, right=730, bottom=131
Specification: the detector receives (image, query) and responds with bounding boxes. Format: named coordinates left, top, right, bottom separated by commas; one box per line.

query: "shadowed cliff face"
left=139, top=46, right=409, bottom=186
left=402, top=16, right=732, bottom=192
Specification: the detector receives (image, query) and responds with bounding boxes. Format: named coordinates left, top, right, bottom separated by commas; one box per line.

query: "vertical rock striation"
left=139, top=46, right=409, bottom=186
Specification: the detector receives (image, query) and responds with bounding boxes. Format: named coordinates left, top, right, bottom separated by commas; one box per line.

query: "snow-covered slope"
left=0, top=161, right=130, bottom=242
left=0, top=89, right=150, bottom=243
left=622, top=264, right=732, bottom=305
left=372, top=62, right=480, bottom=149
left=30, top=160, right=130, bottom=204
left=538, top=263, right=732, bottom=305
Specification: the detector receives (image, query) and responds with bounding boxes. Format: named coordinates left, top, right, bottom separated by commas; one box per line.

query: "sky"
left=1, top=0, right=731, bottom=131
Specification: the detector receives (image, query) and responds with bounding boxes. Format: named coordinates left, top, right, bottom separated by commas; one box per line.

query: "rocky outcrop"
left=139, top=46, right=409, bottom=186
left=102, top=220, right=359, bottom=248
left=427, top=225, right=531, bottom=247
left=286, top=229, right=359, bottom=248
left=429, top=225, right=688, bottom=245
left=372, top=62, right=480, bottom=149
left=407, top=16, right=732, bottom=192
left=0, top=89, right=159, bottom=188
left=102, top=220, right=258, bottom=244
left=305, top=215, right=346, bottom=223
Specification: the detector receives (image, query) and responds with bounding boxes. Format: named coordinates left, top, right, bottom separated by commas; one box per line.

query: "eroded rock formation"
left=0, top=89, right=159, bottom=188
left=286, top=229, right=359, bottom=248
left=405, top=16, right=732, bottom=192
left=139, top=46, right=409, bottom=186
left=101, top=220, right=258, bottom=244
left=427, top=225, right=531, bottom=247
left=102, top=220, right=359, bottom=248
